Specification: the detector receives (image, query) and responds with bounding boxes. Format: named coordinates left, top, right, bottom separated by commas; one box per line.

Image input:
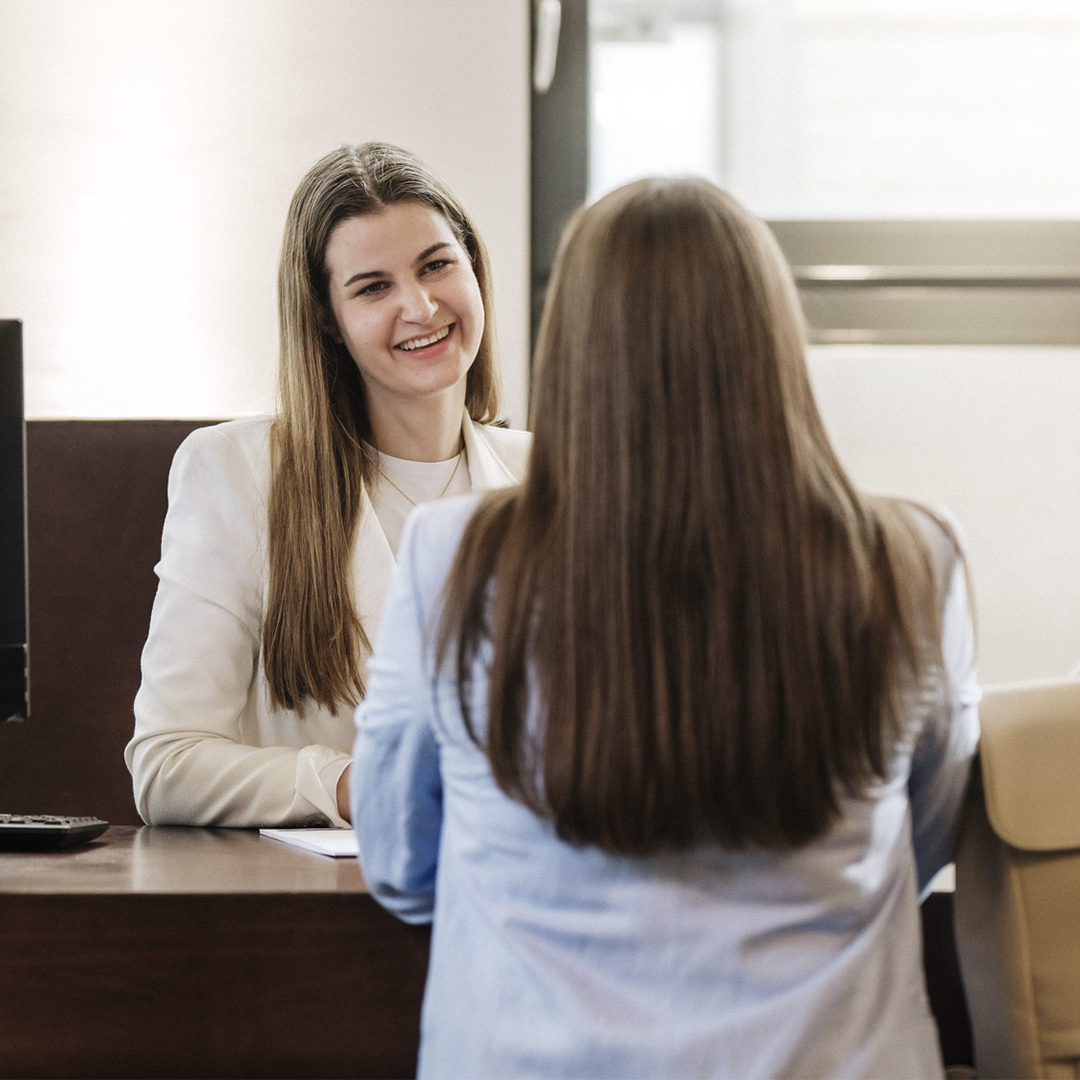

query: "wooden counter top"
left=1, top=824, right=366, bottom=894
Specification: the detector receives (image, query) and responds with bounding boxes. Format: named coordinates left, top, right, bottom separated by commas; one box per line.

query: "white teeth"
left=397, top=325, right=451, bottom=351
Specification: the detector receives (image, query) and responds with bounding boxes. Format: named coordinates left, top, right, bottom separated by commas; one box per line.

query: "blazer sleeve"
left=126, top=424, right=350, bottom=827
left=351, top=506, right=450, bottom=925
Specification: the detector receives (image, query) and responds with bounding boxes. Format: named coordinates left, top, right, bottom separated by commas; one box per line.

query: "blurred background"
left=2, top=0, right=1079, bottom=682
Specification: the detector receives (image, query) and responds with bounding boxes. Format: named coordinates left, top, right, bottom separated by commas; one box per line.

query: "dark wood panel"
left=0, top=826, right=429, bottom=1079
left=0, top=420, right=217, bottom=824
left=1, top=892, right=428, bottom=1079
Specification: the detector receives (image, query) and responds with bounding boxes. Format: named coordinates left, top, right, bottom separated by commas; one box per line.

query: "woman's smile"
left=395, top=323, right=454, bottom=354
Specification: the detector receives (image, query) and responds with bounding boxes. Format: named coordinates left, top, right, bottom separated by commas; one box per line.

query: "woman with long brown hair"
left=126, top=143, right=530, bottom=827
left=352, top=176, right=980, bottom=1077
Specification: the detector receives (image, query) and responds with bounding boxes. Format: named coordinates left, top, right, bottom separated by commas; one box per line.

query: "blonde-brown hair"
left=440, top=177, right=951, bottom=854
left=266, top=142, right=501, bottom=712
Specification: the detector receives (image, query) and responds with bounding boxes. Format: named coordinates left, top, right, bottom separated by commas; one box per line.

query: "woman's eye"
left=357, top=281, right=389, bottom=297
left=423, top=258, right=451, bottom=274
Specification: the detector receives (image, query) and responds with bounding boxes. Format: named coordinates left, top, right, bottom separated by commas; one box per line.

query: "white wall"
left=0, top=0, right=531, bottom=426
left=810, top=346, right=1080, bottom=684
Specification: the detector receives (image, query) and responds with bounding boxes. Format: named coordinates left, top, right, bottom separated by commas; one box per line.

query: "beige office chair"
left=954, top=678, right=1080, bottom=1079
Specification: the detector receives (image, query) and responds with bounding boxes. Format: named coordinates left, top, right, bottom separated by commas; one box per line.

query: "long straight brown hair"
left=439, top=177, right=951, bottom=854
left=265, top=142, right=501, bottom=713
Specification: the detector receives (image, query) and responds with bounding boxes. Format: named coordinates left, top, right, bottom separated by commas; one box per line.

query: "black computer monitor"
left=0, top=320, right=28, bottom=722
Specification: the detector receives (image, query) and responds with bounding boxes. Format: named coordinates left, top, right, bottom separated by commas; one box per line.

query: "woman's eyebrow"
left=415, top=241, right=453, bottom=264
left=342, top=267, right=384, bottom=289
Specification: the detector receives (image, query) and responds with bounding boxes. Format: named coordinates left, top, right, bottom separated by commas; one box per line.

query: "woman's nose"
left=399, top=283, right=438, bottom=324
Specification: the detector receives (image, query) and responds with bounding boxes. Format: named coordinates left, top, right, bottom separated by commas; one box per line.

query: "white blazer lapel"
left=461, top=409, right=518, bottom=489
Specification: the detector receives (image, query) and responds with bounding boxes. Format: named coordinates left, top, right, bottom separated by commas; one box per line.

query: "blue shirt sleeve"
left=908, top=553, right=982, bottom=896
left=351, top=509, right=444, bottom=925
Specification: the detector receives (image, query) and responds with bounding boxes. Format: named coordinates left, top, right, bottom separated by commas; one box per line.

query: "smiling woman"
left=124, top=143, right=532, bottom=829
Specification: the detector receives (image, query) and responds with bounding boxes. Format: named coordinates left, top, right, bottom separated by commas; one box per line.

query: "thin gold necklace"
left=376, top=448, right=464, bottom=507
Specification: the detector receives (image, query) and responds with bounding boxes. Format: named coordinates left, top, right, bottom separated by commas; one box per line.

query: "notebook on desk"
left=259, top=827, right=359, bottom=857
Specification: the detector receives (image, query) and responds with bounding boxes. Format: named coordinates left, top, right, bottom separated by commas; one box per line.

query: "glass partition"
left=590, top=0, right=1080, bottom=219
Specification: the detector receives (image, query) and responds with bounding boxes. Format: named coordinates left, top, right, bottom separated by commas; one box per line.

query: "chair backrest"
left=955, top=677, right=1080, bottom=1079
left=0, top=420, right=217, bottom=824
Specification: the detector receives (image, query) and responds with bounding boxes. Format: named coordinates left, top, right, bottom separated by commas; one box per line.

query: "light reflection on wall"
left=3, top=2, right=281, bottom=418
left=0, top=0, right=530, bottom=423
left=589, top=0, right=1080, bottom=220
left=590, top=23, right=721, bottom=202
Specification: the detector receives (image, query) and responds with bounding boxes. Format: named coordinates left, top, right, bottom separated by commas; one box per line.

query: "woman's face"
left=323, top=200, right=484, bottom=419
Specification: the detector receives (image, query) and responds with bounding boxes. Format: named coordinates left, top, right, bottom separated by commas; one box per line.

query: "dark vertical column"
left=530, top=0, right=590, bottom=354
left=0, top=320, right=27, bottom=723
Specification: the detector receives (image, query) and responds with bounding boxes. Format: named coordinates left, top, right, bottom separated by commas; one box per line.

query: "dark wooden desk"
left=0, top=826, right=429, bottom=1079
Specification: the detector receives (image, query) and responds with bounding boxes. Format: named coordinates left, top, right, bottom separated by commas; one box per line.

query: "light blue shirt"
left=352, top=495, right=980, bottom=1079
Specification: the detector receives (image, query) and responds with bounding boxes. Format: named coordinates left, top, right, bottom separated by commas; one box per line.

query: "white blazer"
left=126, top=412, right=531, bottom=828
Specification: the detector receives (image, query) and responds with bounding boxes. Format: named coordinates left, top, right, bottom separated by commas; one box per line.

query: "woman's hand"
left=337, top=764, right=353, bottom=823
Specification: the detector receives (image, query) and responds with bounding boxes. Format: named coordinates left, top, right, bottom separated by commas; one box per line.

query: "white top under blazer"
left=126, top=412, right=531, bottom=828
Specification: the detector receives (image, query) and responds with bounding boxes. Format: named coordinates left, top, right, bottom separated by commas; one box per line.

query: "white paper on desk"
left=259, top=827, right=359, bottom=857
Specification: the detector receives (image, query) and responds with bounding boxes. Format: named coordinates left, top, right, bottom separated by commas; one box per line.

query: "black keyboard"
left=0, top=813, right=109, bottom=851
